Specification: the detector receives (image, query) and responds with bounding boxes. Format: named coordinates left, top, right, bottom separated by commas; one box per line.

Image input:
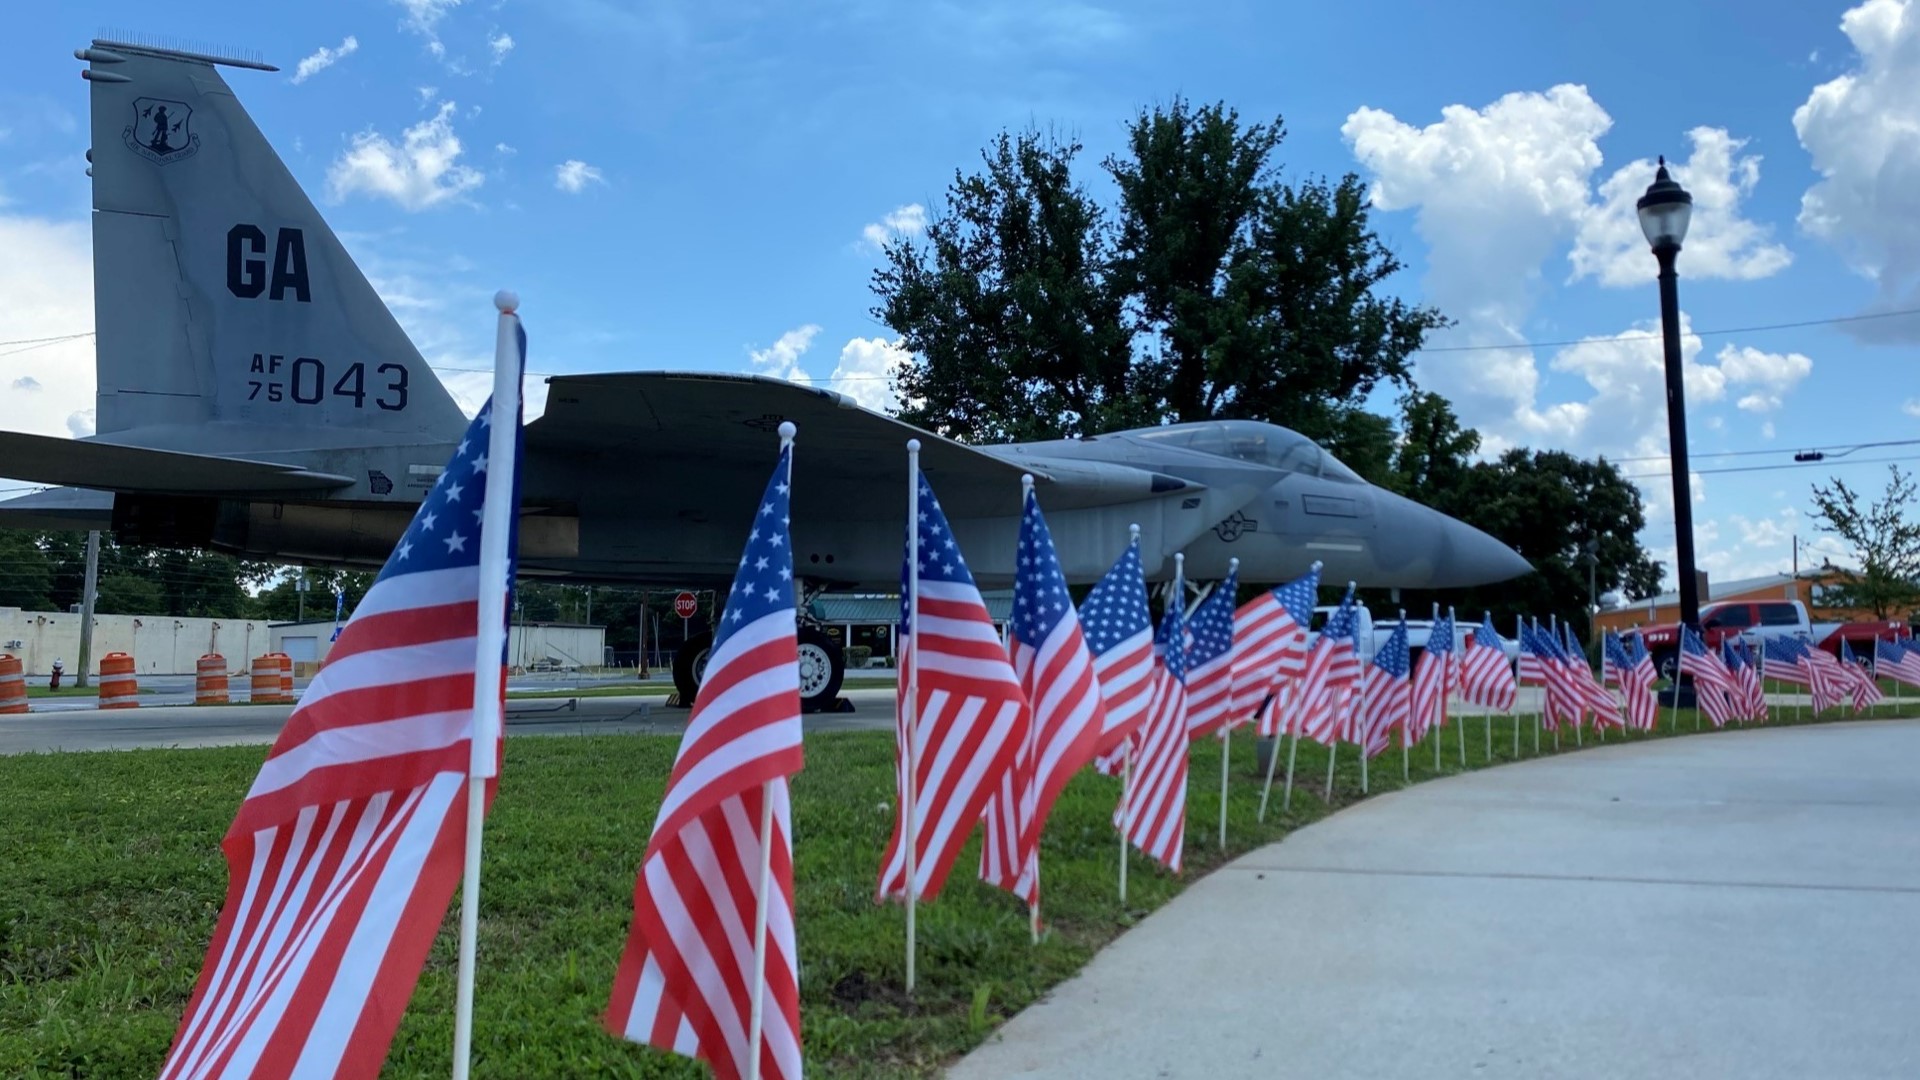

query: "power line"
left=1620, top=454, right=1919, bottom=481
left=1608, top=437, right=1920, bottom=465
left=14, top=301, right=1920, bottom=378
left=1413, top=305, right=1920, bottom=354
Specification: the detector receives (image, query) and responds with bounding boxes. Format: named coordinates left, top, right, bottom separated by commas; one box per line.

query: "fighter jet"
left=0, top=41, right=1531, bottom=709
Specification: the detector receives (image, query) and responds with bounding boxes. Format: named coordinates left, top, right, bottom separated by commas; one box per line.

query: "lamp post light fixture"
left=1637, top=156, right=1699, bottom=630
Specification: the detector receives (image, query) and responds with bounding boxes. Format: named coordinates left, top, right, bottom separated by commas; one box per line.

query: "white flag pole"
left=746, top=782, right=776, bottom=1080
left=1118, top=746, right=1130, bottom=904
left=904, top=439, right=922, bottom=994
left=1118, top=523, right=1140, bottom=903
left=1358, top=633, right=1372, bottom=796
left=745, top=424, right=797, bottom=1080
left=451, top=291, right=524, bottom=1080
left=1325, top=581, right=1354, bottom=802
left=1282, top=686, right=1302, bottom=813
left=1257, top=685, right=1286, bottom=821
left=1019, top=475, right=1042, bottom=944
left=1218, top=557, right=1239, bottom=850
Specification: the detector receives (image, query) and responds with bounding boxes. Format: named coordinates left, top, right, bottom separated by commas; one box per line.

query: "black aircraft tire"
left=672, top=632, right=714, bottom=706
left=796, top=625, right=846, bottom=711
left=672, top=627, right=844, bottom=711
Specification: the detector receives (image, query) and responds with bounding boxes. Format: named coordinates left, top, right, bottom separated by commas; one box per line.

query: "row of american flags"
left=151, top=305, right=1920, bottom=1080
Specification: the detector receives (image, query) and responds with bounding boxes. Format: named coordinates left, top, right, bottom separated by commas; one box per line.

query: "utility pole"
left=1584, top=540, right=1599, bottom=617
left=75, top=530, right=100, bottom=689
left=296, top=571, right=310, bottom=621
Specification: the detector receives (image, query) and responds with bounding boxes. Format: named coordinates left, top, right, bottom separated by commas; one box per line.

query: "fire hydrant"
left=49, top=659, right=63, bottom=690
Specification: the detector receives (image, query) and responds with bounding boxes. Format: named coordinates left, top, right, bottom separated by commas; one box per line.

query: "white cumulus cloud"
left=1794, top=0, right=1920, bottom=339
left=553, top=160, right=605, bottom=193
left=291, top=36, right=359, bottom=85
left=0, top=216, right=98, bottom=439
left=489, top=32, right=515, bottom=62
left=860, top=204, right=929, bottom=251
left=417, top=86, right=439, bottom=106
left=1903, top=398, right=1920, bottom=417
left=394, top=0, right=463, bottom=40
left=1570, top=128, right=1792, bottom=287
left=326, top=102, right=483, bottom=211
left=1715, top=345, right=1812, bottom=413
left=828, top=337, right=912, bottom=412
left=747, top=326, right=821, bottom=385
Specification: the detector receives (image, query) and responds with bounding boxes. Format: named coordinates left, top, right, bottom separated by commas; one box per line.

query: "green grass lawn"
left=1, top=702, right=1913, bottom=1078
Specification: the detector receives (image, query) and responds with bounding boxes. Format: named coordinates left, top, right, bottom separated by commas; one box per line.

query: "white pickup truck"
left=1307, top=605, right=1521, bottom=665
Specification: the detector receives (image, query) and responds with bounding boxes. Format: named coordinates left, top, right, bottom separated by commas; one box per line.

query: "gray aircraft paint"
left=0, top=41, right=1533, bottom=595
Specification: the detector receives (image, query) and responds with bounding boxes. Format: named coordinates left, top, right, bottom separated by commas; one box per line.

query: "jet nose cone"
left=1372, top=488, right=1533, bottom=587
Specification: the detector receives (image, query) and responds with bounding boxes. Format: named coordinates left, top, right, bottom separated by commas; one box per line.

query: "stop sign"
left=673, top=591, right=699, bottom=620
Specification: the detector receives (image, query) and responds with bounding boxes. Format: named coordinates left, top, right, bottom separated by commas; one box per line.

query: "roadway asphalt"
left=949, top=718, right=1920, bottom=1080
left=0, top=688, right=898, bottom=754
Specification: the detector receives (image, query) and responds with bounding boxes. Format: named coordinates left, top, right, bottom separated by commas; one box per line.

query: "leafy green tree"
left=0, top=531, right=52, bottom=609
left=875, top=129, right=1140, bottom=442
left=1807, top=464, right=1920, bottom=619
left=248, top=568, right=377, bottom=622
left=92, top=574, right=165, bottom=616
left=1398, top=449, right=1661, bottom=636
left=1390, top=391, right=1480, bottom=500
left=871, top=97, right=1448, bottom=449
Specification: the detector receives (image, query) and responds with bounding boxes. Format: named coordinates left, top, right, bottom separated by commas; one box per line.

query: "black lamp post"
left=1637, top=156, right=1698, bottom=629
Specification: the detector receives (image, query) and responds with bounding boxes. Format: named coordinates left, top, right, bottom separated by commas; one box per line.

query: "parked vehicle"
left=1306, top=606, right=1520, bottom=667
left=1634, top=599, right=1905, bottom=678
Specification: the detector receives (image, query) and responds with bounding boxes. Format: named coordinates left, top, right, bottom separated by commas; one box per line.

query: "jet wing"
left=0, top=486, right=114, bottom=531
left=0, top=430, right=355, bottom=494
left=527, top=372, right=1209, bottom=519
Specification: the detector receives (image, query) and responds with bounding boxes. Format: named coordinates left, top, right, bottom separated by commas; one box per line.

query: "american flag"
left=1408, top=609, right=1453, bottom=745
left=1763, top=635, right=1812, bottom=690
left=159, top=335, right=524, bottom=1080
left=1727, top=640, right=1767, bottom=722
left=979, top=488, right=1105, bottom=909
left=607, top=441, right=805, bottom=1080
left=1123, top=600, right=1190, bottom=873
left=1516, top=619, right=1546, bottom=689
left=1880, top=634, right=1920, bottom=690
left=1296, top=588, right=1362, bottom=745
left=1526, top=623, right=1577, bottom=730
left=1605, top=631, right=1658, bottom=731
left=1563, top=621, right=1620, bottom=726
left=1081, top=537, right=1156, bottom=775
left=1233, top=564, right=1321, bottom=738
left=1358, top=619, right=1412, bottom=757
left=1840, top=638, right=1884, bottom=710
left=1184, top=564, right=1239, bottom=740
left=1458, top=612, right=1516, bottom=713
left=1680, top=626, right=1738, bottom=727
left=877, top=470, right=1026, bottom=903
left=1797, top=638, right=1851, bottom=713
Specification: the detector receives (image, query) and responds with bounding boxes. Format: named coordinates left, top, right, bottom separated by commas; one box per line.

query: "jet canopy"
left=1131, top=420, right=1365, bottom=483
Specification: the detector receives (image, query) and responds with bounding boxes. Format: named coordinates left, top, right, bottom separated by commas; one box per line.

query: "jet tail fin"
left=80, top=40, right=467, bottom=447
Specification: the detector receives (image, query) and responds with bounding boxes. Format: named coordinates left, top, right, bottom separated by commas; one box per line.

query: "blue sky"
left=4, top=0, right=1918, bottom=592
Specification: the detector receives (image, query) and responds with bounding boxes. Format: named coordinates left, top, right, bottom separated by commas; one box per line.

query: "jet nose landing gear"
left=668, top=581, right=851, bottom=713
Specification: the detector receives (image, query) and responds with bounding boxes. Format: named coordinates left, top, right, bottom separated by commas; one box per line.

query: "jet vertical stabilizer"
left=80, top=40, right=467, bottom=452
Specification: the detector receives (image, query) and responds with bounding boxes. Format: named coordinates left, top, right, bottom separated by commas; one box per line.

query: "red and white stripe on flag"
left=980, top=490, right=1106, bottom=908
left=159, top=386, right=516, bottom=1080
left=1124, top=661, right=1188, bottom=873
left=607, top=445, right=806, bottom=1080
left=878, top=579, right=1027, bottom=903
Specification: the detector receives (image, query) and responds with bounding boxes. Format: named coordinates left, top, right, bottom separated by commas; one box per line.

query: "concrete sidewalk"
left=950, top=719, right=1920, bottom=1080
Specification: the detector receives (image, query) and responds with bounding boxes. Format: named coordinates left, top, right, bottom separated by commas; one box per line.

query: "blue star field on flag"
left=717, top=446, right=796, bottom=651
left=899, top=470, right=976, bottom=632
left=1010, top=489, right=1072, bottom=649
left=1373, top=619, right=1411, bottom=680
left=1155, top=601, right=1189, bottom=686
left=1188, top=566, right=1237, bottom=671
left=1080, top=538, right=1152, bottom=658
